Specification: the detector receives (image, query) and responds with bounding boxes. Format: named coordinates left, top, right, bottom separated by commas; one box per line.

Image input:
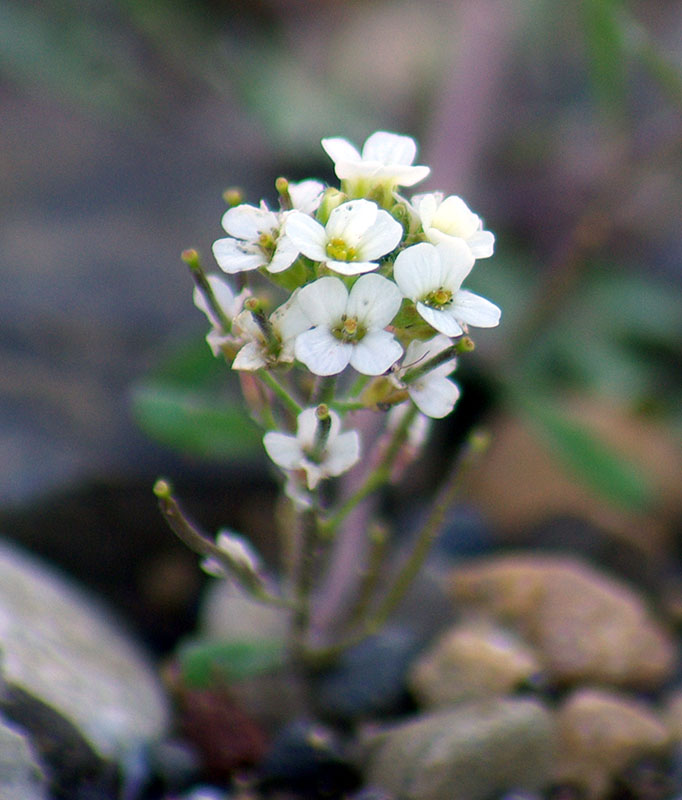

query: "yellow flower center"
left=326, top=237, right=358, bottom=262
left=332, top=315, right=365, bottom=342
left=424, top=287, right=453, bottom=308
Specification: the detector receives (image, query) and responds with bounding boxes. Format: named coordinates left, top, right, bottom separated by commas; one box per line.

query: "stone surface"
left=408, top=621, right=542, bottom=708
left=553, top=687, right=671, bottom=799
left=449, top=554, right=677, bottom=689
left=315, top=626, right=424, bottom=722
left=359, top=697, right=555, bottom=800
left=0, top=716, right=47, bottom=800
left=0, top=538, right=168, bottom=759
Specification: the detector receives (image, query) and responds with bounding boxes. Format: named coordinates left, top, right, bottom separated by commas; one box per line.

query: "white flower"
left=263, top=408, right=360, bottom=490
left=212, top=201, right=299, bottom=275
left=294, top=274, right=403, bottom=376
left=321, top=131, right=430, bottom=190
left=193, top=274, right=249, bottom=355
left=285, top=199, right=403, bottom=276
left=393, top=242, right=501, bottom=337
left=202, top=529, right=262, bottom=578
left=287, top=179, right=325, bottom=215
left=412, top=192, right=495, bottom=259
left=232, top=292, right=310, bottom=371
left=402, top=335, right=460, bottom=418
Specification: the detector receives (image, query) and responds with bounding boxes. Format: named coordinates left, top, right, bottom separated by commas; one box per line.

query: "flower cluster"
left=192, top=131, right=500, bottom=493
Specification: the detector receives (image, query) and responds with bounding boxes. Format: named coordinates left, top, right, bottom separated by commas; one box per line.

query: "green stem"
left=319, top=404, right=418, bottom=538
left=258, top=369, right=303, bottom=418
left=153, top=479, right=291, bottom=609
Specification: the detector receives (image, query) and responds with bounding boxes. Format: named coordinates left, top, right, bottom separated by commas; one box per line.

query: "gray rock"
left=0, top=716, right=47, bottom=800
left=408, top=621, right=542, bottom=708
left=0, top=539, right=168, bottom=759
left=449, top=554, right=677, bottom=689
left=554, top=687, right=670, bottom=799
left=359, top=697, right=555, bottom=800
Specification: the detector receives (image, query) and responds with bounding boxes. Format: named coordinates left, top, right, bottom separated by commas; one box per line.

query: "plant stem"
left=153, top=479, right=291, bottom=609
left=258, top=369, right=303, bottom=418
left=302, top=429, right=489, bottom=668
left=319, top=404, right=418, bottom=538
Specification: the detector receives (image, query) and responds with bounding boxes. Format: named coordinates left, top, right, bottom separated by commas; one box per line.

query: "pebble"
left=314, top=626, right=424, bottom=722
left=553, top=687, right=671, bottom=799
left=0, top=716, right=47, bottom=800
left=359, top=697, right=555, bottom=800
left=0, top=538, right=169, bottom=760
left=449, top=554, right=676, bottom=689
left=408, top=621, right=543, bottom=707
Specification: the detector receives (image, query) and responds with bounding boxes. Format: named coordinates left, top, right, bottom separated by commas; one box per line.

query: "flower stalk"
left=158, top=131, right=501, bottom=668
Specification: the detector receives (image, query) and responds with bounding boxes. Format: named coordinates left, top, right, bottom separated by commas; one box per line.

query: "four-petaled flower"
left=393, top=242, right=501, bottom=337
left=402, top=335, right=461, bottom=419
left=212, top=180, right=324, bottom=275
left=263, top=407, right=360, bottom=490
left=285, top=199, right=403, bottom=276
left=232, top=292, right=310, bottom=371
left=294, top=274, right=403, bottom=376
left=193, top=274, right=250, bottom=355
left=411, top=192, right=495, bottom=259
left=321, top=131, right=430, bottom=194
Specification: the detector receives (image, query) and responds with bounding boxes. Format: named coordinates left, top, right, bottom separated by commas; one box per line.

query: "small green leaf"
left=516, top=395, right=653, bottom=512
left=130, top=381, right=262, bottom=460
left=178, top=638, right=286, bottom=687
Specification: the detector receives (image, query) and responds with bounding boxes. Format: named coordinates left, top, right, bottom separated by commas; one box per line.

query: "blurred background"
left=1, top=0, right=681, bottom=651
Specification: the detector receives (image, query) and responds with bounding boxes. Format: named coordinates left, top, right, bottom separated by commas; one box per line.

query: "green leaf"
left=515, top=395, right=653, bottom=512
left=130, top=381, right=262, bottom=460
left=178, top=637, right=286, bottom=687
left=580, top=0, right=628, bottom=120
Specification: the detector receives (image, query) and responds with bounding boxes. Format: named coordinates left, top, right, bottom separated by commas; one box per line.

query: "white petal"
left=232, top=341, right=267, bottom=371
left=362, top=131, right=417, bottom=166
left=324, top=430, right=361, bottom=477
left=321, top=137, right=362, bottom=165
left=431, top=195, right=480, bottom=239
left=295, top=327, right=352, bottom=375
left=347, top=273, right=402, bottom=328
left=451, top=290, right=501, bottom=328
left=356, top=209, right=403, bottom=261
left=271, top=293, right=311, bottom=343
left=263, top=431, right=302, bottom=470
left=416, top=303, right=464, bottom=337
left=302, top=461, right=325, bottom=490
left=212, top=238, right=265, bottom=273
left=404, top=335, right=457, bottom=377
left=297, top=276, right=348, bottom=326
left=222, top=204, right=277, bottom=239
left=326, top=200, right=378, bottom=243
left=409, top=375, right=460, bottom=418
left=288, top=180, right=325, bottom=214
left=294, top=407, right=320, bottom=451
left=350, top=330, right=403, bottom=375
left=393, top=243, right=442, bottom=300
left=468, top=230, right=495, bottom=259
left=325, top=259, right=379, bottom=276
left=284, top=211, right=328, bottom=261
left=193, top=274, right=235, bottom=325
left=435, top=240, right=476, bottom=290
left=267, top=235, right=300, bottom=273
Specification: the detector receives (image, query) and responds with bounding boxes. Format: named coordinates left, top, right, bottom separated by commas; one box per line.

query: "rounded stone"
left=359, top=697, right=555, bottom=800
left=0, top=539, right=169, bottom=759
left=553, top=687, right=671, bottom=799
left=449, top=554, right=676, bottom=689
left=409, top=621, right=542, bottom=707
